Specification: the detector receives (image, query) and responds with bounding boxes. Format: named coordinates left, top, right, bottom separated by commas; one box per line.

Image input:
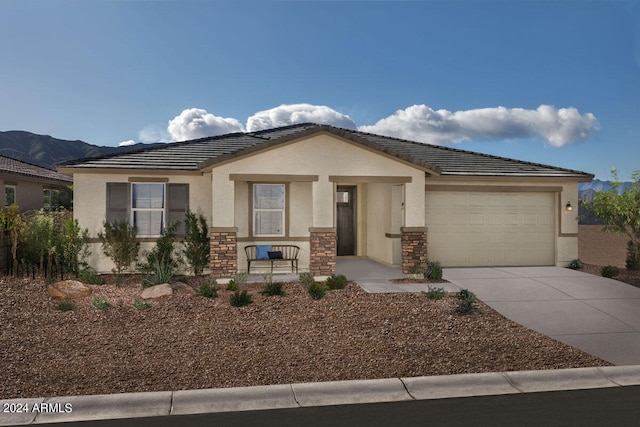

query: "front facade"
left=58, top=124, right=592, bottom=277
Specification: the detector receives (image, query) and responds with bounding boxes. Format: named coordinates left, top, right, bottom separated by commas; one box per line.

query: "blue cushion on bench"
left=256, top=245, right=272, bottom=260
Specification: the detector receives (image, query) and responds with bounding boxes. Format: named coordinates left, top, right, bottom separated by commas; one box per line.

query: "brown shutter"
left=106, top=183, right=130, bottom=224
left=167, top=183, right=189, bottom=236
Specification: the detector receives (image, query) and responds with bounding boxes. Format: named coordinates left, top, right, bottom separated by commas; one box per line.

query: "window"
left=132, top=183, right=165, bottom=236
left=4, top=184, right=15, bottom=207
left=43, top=189, right=60, bottom=211
left=253, top=184, right=285, bottom=236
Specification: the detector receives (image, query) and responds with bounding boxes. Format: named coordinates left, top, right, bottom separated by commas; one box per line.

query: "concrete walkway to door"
left=337, top=259, right=640, bottom=366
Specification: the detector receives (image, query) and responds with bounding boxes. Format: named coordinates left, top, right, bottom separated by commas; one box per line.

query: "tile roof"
left=58, top=123, right=593, bottom=179
left=1, top=155, right=73, bottom=183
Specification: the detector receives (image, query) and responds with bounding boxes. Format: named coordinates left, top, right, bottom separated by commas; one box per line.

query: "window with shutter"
left=106, top=183, right=130, bottom=224
left=167, top=183, right=189, bottom=237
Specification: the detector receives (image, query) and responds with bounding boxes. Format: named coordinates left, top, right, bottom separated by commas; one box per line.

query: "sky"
left=1, top=0, right=639, bottom=180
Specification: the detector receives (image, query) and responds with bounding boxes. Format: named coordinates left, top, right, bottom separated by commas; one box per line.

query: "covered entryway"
left=425, top=191, right=555, bottom=266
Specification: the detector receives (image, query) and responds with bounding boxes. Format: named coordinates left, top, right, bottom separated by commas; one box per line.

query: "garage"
left=425, top=190, right=555, bottom=267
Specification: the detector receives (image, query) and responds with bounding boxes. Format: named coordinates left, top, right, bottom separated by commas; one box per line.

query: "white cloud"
left=358, top=104, right=599, bottom=146
left=167, top=108, right=244, bottom=141
left=246, top=103, right=357, bottom=132
left=118, top=139, right=136, bottom=147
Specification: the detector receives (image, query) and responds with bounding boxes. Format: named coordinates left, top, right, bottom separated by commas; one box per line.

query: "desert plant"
left=92, top=295, right=112, bottom=310
left=424, top=285, right=446, bottom=300
left=226, top=279, right=239, bottom=291
left=234, top=272, right=249, bottom=286
left=261, top=281, right=285, bottom=296
left=325, top=274, right=347, bottom=290
left=308, top=281, right=327, bottom=300
left=138, top=222, right=181, bottom=275
left=0, top=204, right=26, bottom=275
left=182, top=211, right=210, bottom=276
left=98, top=220, right=140, bottom=275
left=142, top=254, right=175, bottom=287
left=457, top=289, right=478, bottom=314
left=601, top=265, right=620, bottom=278
left=230, top=289, right=252, bottom=307
left=55, top=301, right=75, bottom=312
left=200, top=279, right=218, bottom=298
left=425, top=261, right=443, bottom=281
left=299, top=271, right=315, bottom=287
left=132, top=297, right=152, bottom=310
left=55, top=215, right=91, bottom=280
left=568, top=259, right=584, bottom=270
left=78, top=267, right=104, bottom=285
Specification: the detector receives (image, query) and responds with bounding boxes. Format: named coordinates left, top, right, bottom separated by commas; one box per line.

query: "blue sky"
left=1, top=0, right=639, bottom=180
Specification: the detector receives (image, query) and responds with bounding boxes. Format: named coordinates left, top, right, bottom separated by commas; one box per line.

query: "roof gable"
left=57, top=123, right=593, bottom=180
left=1, top=155, right=73, bottom=183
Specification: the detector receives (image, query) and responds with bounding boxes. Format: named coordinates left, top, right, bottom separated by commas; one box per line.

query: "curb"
left=2, top=366, right=640, bottom=425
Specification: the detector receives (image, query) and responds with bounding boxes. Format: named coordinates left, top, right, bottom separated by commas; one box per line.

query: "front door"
left=336, top=186, right=356, bottom=256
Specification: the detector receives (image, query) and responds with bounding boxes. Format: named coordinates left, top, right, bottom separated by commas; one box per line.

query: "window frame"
left=252, top=183, right=286, bottom=238
left=4, top=184, right=16, bottom=207
left=131, top=182, right=166, bottom=237
left=43, top=188, right=60, bottom=211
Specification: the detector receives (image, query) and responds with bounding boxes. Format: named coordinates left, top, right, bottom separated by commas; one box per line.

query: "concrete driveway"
left=337, top=259, right=640, bottom=365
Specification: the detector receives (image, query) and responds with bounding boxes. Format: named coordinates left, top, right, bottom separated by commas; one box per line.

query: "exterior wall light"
left=565, top=201, right=573, bottom=211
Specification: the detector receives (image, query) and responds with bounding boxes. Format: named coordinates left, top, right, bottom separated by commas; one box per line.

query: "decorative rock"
left=140, top=283, right=173, bottom=299
left=171, top=282, right=197, bottom=296
left=48, top=280, right=92, bottom=300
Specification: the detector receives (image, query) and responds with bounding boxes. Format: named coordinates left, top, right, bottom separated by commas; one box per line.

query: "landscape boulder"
left=171, top=281, right=197, bottom=296
left=140, top=283, right=173, bottom=299
left=48, top=280, right=93, bottom=300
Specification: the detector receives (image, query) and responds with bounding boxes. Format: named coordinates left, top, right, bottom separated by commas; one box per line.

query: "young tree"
left=98, top=220, right=140, bottom=275
left=182, top=211, right=210, bottom=276
left=584, top=168, right=640, bottom=269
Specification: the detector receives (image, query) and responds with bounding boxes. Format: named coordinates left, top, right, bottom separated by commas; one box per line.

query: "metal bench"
left=244, top=245, right=300, bottom=274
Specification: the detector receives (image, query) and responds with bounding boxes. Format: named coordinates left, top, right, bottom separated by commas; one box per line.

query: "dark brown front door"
left=336, top=186, right=356, bottom=256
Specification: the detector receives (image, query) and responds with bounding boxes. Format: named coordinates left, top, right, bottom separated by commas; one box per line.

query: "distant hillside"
left=0, top=130, right=158, bottom=170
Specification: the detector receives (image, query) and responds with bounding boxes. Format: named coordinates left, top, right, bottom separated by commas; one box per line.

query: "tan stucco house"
left=58, top=123, right=593, bottom=278
left=1, top=155, right=73, bottom=211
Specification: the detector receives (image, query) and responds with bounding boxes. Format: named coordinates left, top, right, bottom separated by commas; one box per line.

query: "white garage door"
left=425, top=191, right=555, bottom=267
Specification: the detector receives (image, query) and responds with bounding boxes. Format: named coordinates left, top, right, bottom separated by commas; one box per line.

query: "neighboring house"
left=57, top=123, right=593, bottom=277
left=0, top=155, right=73, bottom=211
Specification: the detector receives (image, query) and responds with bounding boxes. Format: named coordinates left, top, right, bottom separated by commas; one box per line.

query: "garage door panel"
left=426, top=191, right=555, bottom=267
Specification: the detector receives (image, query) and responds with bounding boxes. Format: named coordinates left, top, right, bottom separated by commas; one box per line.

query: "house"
left=57, top=123, right=593, bottom=278
left=1, top=155, right=73, bottom=211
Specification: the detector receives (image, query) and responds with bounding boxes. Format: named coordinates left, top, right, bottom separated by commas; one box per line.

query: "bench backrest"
left=244, top=245, right=300, bottom=259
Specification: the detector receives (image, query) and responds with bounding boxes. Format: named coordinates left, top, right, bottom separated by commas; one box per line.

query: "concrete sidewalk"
left=2, top=366, right=640, bottom=425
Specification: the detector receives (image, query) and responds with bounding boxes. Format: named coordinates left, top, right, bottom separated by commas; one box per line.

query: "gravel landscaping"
left=0, top=274, right=611, bottom=400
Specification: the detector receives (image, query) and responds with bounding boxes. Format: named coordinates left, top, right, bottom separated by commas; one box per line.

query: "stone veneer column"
left=309, top=227, right=336, bottom=277
left=209, top=227, right=238, bottom=279
left=401, top=227, right=427, bottom=274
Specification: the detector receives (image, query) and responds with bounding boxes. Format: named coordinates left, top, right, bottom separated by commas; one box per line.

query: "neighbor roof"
left=1, top=155, right=73, bottom=184
left=57, top=123, right=593, bottom=179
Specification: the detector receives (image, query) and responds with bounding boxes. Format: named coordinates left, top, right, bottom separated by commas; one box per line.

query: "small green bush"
left=601, top=265, right=620, bottom=278
left=234, top=272, right=249, bottom=286
left=142, top=254, right=175, bottom=287
left=92, top=295, right=112, bottom=310
left=132, top=297, right=152, bottom=310
left=425, top=261, right=443, bottom=281
left=230, top=290, right=253, bottom=307
left=567, top=259, right=584, bottom=270
left=424, top=286, right=446, bottom=300
left=200, top=279, right=218, bottom=298
left=56, top=301, right=75, bottom=312
left=78, top=267, right=104, bottom=285
left=261, top=281, right=286, bottom=296
left=325, top=274, right=347, bottom=290
left=308, top=281, right=327, bottom=300
left=456, top=289, right=478, bottom=314
left=299, top=272, right=316, bottom=287
left=226, top=279, right=239, bottom=291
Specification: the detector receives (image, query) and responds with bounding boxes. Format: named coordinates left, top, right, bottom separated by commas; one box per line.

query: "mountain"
left=578, top=179, right=632, bottom=194
left=0, top=130, right=159, bottom=170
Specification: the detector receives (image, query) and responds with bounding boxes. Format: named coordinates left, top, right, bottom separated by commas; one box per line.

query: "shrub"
left=425, top=261, right=443, bottom=281
left=424, top=286, right=446, bottom=300
left=143, top=254, right=175, bottom=287
left=567, top=259, right=584, bottom=270
left=92, top=295, right=112, bottom=310
left=308, top=281, right=327, bottom=300
left=132, top=297, right=152, bottom=310
left=78, top=267, right=104, bottom=285
left=182, top=211, right=210, bottom=276
left=230, top=289, right=253, bottom=307
left=226, top=279, right=239, bottom=291
left=261, top=281, right=285, bottom=296
left=601, top=265, right=620, bottom=278
left=626, top=241, right=640, bottom=270
left=234, top=272, right=248, bottom=286
left=299, top=272, right=315, bottom=287
left=56, top=216, right=91, bottom=280
left=138, top=222, right=181, bottom=275
left=56, top=301, right=75, bottom=312
left=98, top=220, right=140, bottom=275
left=457, top=289, right=478, bottom=314
left=200, top=279, right=218, bottom=298
left=325, top=274, right=347, bottom=290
